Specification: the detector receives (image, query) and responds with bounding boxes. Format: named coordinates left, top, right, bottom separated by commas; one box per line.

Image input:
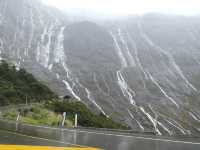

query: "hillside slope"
left=0, top=0, right=200, bottom=136
left=0, top=60, right=56, bottom=105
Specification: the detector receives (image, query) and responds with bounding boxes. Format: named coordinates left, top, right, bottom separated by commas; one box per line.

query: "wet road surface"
left=1, top=120, right=200, bottom=150
left=62, top=128, right=200, bottom=150
left=0, top=130, right=75, bottom=147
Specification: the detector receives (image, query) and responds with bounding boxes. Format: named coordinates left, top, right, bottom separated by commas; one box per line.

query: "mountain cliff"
left=0, top=0, right=200, bottom=136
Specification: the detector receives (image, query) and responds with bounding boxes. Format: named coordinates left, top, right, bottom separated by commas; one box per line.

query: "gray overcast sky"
left=42, top=0, right=200, bottom=16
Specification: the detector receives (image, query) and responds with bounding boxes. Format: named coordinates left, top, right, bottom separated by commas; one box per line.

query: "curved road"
left=1, top=127, right=200, bottom=150
left=0, top=118, right=200, bottom=150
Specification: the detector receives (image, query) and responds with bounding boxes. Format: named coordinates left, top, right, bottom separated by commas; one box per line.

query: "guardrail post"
left=74, top=114, right=78, bottom=128
left=61, top=112, right=66, bottom=127
left=16, top=112, right=20, bottom=122
left=16, top=112, right=20, bottom=131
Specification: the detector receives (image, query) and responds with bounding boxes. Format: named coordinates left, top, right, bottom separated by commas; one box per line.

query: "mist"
left=42, top=0, right=200, bottom=16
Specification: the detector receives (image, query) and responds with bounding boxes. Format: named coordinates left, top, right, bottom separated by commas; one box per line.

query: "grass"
left=2, top=104, right=73, bottom=127
left=2, top=101, right=128, bottom=130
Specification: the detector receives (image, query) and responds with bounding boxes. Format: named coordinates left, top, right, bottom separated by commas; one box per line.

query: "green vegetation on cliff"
left=0, top=60, right=57, bottom=106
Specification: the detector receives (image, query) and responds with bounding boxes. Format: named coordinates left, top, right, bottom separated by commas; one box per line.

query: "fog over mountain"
left=0, top=0, right=200, bottom=136
left=42, top=0, right=200, bottom=16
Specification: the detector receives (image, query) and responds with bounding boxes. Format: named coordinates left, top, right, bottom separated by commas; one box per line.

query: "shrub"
left=46, top=100, right=129, bottom=129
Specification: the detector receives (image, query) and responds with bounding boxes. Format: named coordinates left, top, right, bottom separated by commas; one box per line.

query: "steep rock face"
left=0, top=0, right=200, bottom=136
left=105, top=15, right=200, bottom=135
left=0, top=0, right=69, bottom=94
left=64, top=21, right=120, bottom=72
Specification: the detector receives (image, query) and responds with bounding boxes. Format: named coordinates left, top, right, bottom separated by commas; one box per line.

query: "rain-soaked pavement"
left=0, top=130, right=73, bottom=147
left=1, top=127, right=200, bottom=150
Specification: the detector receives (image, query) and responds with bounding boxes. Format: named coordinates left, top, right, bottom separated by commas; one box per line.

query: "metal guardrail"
left=76, top=126, right=156, bottom=135
left=0, top=118, right=156, bottom=139
left=0, top=118, right=155, bottom=136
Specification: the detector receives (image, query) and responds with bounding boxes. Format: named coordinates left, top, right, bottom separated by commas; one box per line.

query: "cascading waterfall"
left=127, top=109, right=144, bottom=131
left=118, top=29, right=136, bottom=66
left=54, top=27, right=66, bottom=63
left=126, top=33, right=148, bottom=79
left=0, top=38, right=3, bottom=55
left=0, top=13, right=2, bottom=25
left=157, top=112, right=189, bottom=135
left=28, top=7, right=34, bottom=50
left=53, top=26, right=81, bottom=101
left=166, top=120, right=188, bottom=135
left=110, top=31, right=128, bottom=68
left=85, top=87, right=107, bottom=116
left=76, top=79, right=107, bottom=116
left=126, top=32, right=148, bottom=90
left=93, top=73, right=109, bottom=96
left=148, top=104, right=173, bottom=135
left=62, top=80, right=81, bottom=101
left=37, top=23, right=54, bottom=68
left=47, top=23, right=107, bottom=115
left=157, top=122, right=172, bottom=135
left=140, top=106, right=175, bottom=135
left=189, top=111, right=200, bottom=122
left=111, top=29, right=136, bottom=105
left=44, top=23, right=54, bottom=68
left=138, top=20, right=197, bottom=92
left=117, top=71, right=136, bottom=105
left=0, top=0, right=7, bottom=19
left=139, top=107, right=162, bottom=135
left=147, top=71, right=179, bottom=108
left=100, top=74, right=111, bottom=96
left=56, top=73, right=60, bottom=79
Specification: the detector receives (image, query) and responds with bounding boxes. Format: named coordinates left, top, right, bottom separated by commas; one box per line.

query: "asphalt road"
left=62, top=128, right=200, bottom=150
left=0, top=130, right=77, bottom=147
left=1, top=124, right=200, bottom=150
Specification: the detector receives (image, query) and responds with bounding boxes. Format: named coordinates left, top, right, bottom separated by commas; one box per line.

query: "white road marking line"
left=23, top=124, right=200, bottom=145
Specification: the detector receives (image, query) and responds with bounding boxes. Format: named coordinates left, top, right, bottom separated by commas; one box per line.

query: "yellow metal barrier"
left=0, top=145, right=101, bottom=150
